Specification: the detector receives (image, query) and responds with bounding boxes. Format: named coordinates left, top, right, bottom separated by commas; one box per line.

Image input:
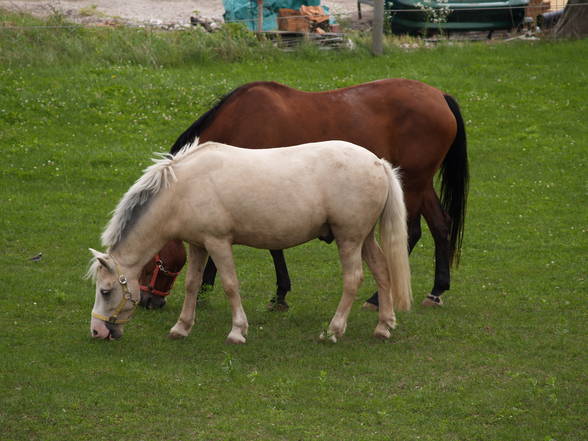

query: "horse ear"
left=89, top=248, right=114, bottom=273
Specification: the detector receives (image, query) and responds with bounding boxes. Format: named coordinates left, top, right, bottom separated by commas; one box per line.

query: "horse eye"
left=100, top=288, right=112, bottom=297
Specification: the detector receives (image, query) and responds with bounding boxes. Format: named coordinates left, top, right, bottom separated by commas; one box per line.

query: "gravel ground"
left=0, top=0, right=371, bottom=26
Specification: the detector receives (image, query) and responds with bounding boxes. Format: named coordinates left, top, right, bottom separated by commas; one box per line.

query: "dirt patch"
left=0, top=0, right=372, bottom=27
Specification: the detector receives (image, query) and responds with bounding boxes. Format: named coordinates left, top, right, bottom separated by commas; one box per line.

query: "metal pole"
left=257, top=0, right=264, bottom=32
left=372, top=0, right=384, bottom=55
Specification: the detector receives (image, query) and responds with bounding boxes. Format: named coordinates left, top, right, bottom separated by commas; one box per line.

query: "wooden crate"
left=277, top=8, right=309, bottom=32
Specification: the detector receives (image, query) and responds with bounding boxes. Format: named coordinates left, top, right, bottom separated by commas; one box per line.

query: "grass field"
left=1, top=10, right=587, bottom=441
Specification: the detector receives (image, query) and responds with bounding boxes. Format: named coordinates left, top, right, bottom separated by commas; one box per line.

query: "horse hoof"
left=373, top=327, right=391, bottom=340
left=267, top=301, right=289, bottom=312
left=168, top=324, right=189, bottom=339
left=267, top=298, right=290, bottom=312
left=422, top=295, right=443, bottom=307
left=226, top=333, right=246, bottom=344
left=362, top=302, right=379, bottom=312
left=319, top=331, right=338, bottom=343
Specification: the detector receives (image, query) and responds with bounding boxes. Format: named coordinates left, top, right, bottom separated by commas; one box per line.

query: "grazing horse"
left=140, top=79, right=468, bottom=310
left=138, top=239, right=185, bottom=309
left=88, top=141, right=412, bottom=342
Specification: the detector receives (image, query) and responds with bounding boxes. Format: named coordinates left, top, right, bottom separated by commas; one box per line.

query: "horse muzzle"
left=90, top=317, right=123, bottom=340
left=139, top=290, right=167, bottom=309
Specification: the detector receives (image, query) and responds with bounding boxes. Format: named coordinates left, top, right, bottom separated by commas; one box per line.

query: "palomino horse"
left=88, top=141, right=411, bottom=342
left=139, top=79, right=468, bottom=310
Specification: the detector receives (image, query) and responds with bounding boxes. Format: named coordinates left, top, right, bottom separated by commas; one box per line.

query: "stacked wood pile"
left=277, top=6, right=332, bottom=33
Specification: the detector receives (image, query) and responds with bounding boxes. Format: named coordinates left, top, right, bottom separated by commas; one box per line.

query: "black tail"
left=169, top=87, right=242, bottom=155
left=440, top=94, right=469, bottom=266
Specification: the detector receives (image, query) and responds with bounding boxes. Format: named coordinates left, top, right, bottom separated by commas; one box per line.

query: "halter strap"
left=139, top=254, right=180, bottom=297
left=92, top=262, right=139, bottom=324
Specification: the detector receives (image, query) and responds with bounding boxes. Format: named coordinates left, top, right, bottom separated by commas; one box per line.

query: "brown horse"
left=139, top=79, right=468, bottom=309
left=138, top=239, right=185, bottom=309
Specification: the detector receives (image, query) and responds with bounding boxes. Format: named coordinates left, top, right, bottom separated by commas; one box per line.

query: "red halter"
left=140, top=254, right=181, bottom=297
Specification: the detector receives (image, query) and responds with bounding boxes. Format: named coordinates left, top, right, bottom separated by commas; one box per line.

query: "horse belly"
left=230, top=199, right=327, bottom=249
left=232, top=224, right=326, bottom=249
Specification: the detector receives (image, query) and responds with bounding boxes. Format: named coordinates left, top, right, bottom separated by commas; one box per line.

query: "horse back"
left=197, top=79, right=457, bottom=182
left=167, top=141, right=388, bottom=249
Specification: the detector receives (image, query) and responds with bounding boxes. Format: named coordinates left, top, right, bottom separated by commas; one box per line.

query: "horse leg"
left=206, top=240, right=248, bottom=344
left=267, top=249, right=291, bottom=311
left=200, top=257, right=217, bottom=288
left=407, top=214, right=423, bottom=252
left=362, top=213, right=422, bottom=311
left=169, top=244, right=208, bottom=339
left=361, top=231, right=396, bottom=339
left=321, top=241, right=364, bottom=343
left=421, top=189, right=451, bottom=306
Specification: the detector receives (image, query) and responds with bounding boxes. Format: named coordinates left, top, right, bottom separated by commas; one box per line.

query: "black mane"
left=169, top=86, right=243, bottom=154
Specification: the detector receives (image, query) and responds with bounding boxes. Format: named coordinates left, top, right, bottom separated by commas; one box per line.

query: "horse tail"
left=379, top=161, right=412, bottom=312
left=441, top=94, right=469, bottom=266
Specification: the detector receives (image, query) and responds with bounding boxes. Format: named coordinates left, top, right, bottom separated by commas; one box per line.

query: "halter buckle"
left=119, top=275, right=128, bottom=285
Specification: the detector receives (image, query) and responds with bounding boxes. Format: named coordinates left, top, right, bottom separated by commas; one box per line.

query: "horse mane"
left=170, top=82, right=276, bottom=154
left=101, top=141, right=200, bottom=250
left=169, top=87, right=238, bottom=154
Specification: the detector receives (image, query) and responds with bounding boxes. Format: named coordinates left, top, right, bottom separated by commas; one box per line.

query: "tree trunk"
left=554, top=0, right=588, bottom=38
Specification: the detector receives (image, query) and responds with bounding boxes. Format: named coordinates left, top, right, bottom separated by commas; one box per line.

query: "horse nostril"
left=92, top=329, right=99, bottom=337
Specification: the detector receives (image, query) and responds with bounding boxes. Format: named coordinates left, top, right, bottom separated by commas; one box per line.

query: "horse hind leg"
left=361, top=230, right=396, bottom=339
left=266, top=249, right=291, bottom=312
left=198, top=257, right=217, bottom=306
left=321, top=241, right=364, bottom=343
left=206, top=239, right=248, bottom=344
left=169, top=244, right=208, bottom=339
left=421, top=189, right=451, bottom=306
left=362, top=213, right=422, bottom=311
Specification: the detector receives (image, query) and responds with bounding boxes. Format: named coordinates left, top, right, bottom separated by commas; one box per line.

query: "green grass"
left=1, top=10, right=587, bottom=441
left=0, top=9, right=279, bottom=67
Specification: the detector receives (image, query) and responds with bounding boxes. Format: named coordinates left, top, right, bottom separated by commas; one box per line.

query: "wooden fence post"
left=372, top=0, right=385, bottom=55
left=257, top=0, right=264, bottom=32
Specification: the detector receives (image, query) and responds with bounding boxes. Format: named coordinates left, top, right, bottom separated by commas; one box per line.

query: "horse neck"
left=109, top=211, right=171, bottom=280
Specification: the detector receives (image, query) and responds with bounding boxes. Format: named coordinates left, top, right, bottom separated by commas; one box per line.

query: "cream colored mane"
left=100, top=140, right=204, bottom=250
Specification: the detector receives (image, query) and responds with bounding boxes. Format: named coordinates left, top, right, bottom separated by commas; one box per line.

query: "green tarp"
left=385, top=0, right=529, bottom=33
left=223, top=0, right=322, bottom=31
